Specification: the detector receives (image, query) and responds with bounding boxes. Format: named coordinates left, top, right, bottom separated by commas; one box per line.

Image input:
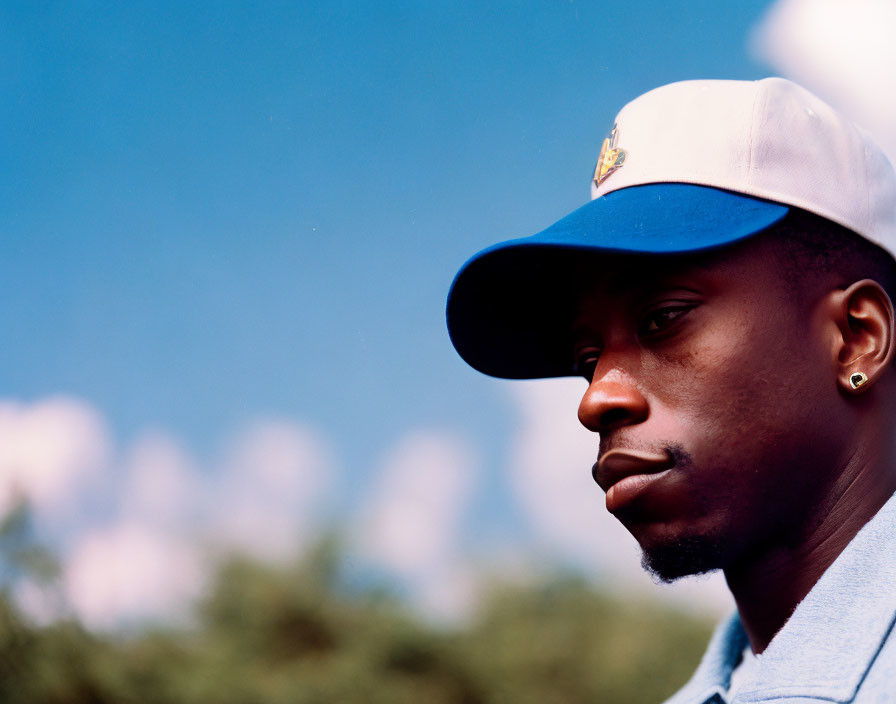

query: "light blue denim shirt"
left=664, top=490, right=896, bottom=704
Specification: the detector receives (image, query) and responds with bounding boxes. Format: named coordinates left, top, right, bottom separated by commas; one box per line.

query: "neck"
left=723, top=439, right=896, bottom=654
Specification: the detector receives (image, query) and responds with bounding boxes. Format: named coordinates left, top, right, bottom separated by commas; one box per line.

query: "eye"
left=575, top=349, right=601, bottom=382
left=638, top=305, right=695, bottom=337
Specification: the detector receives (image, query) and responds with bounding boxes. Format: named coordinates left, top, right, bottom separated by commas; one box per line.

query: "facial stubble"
left=633, top=444, right=729, bottom=583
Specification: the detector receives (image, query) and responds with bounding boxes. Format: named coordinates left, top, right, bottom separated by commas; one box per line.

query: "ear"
left=828, top=279, right=895, bottom=394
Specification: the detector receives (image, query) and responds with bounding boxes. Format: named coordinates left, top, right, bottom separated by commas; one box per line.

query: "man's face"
left=572, top=234, right=850, bottom=581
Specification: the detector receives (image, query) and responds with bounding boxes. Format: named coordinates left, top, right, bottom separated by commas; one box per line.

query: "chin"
left=639, top=533, right=727, bottom=584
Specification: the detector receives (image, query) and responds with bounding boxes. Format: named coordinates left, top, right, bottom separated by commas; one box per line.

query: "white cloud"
left=504, top=379, right=731, bottom=615
left=0, top=397, right=109, bottom=518
left=506, top=379, right=612, bottom=562
left=119, top=431, right=201, bottom=531
left=207, top=420, right=336, bottom=561
left=63, top=522, right=204, bottom=631
left=751, top=0, right=896, bottom=162
left=74, top=419, right=337, bottom=627
left=0, top=397, right=339, bottom=629
left=359, top=430, right=476, bottom=576
left=356, top=430, right=479, bottom=619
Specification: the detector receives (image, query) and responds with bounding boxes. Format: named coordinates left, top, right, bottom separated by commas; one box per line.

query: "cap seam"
left=747, top=79, right=764, bottom=181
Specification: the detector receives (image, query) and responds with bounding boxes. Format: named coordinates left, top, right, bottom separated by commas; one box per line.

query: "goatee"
left=641, top=533, right=726, bottom=583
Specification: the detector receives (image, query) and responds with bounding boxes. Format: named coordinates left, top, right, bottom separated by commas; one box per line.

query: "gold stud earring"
left=849, top=372, right=869, bottom=390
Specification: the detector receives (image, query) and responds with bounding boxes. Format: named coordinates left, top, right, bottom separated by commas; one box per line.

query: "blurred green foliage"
left=0, top=506, right=712, bottom=704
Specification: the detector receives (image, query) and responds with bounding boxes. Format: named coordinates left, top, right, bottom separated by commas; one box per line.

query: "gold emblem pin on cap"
left=593, top=124, right=627, bottom=187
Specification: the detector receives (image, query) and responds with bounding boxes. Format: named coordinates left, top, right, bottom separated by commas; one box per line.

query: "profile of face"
left=571, top=233, right=863, bottom=582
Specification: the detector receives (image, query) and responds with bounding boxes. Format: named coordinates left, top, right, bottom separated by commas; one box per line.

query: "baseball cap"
left=446, top=77, right=896, bottom=379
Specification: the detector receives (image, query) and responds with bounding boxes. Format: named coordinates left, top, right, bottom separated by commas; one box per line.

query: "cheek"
left=644, top=307, right=824, bottom=480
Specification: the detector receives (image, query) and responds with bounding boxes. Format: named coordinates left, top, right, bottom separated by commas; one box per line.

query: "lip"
left=593, top=448, right=674, bottom=512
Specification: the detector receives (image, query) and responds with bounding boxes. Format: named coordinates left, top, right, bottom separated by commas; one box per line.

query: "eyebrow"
left=569, top=271, right=708, bottom=341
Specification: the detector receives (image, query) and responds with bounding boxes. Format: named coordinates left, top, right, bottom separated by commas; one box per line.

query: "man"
left=446, top=78, right=896, bottom=703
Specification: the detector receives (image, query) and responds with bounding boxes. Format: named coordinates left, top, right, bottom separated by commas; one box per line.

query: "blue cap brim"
left=446, top=183, right=789, bottom=379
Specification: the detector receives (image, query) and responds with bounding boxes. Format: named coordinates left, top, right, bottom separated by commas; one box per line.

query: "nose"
left=577, top=373, right=649, bottom=434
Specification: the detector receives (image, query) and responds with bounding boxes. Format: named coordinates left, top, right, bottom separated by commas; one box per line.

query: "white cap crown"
left=591, top=78, right=896, bottom=251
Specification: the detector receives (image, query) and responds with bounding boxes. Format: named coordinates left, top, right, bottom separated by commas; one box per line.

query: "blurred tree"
left=0, top=499, right=113, bottom=704
left=0, top=514, right=712, bottom=704
left=459, top=576, right=710, bottom=704
left=0, top=497, right=60, bottom=587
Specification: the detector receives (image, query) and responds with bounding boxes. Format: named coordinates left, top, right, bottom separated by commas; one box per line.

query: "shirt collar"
left=664, top=612, right=748, bottom=704
left=667, top=490, right=896, bottom=704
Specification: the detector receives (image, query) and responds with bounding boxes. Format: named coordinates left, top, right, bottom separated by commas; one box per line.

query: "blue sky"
left=2, top=0, right=772, bottom=455
left=8, top=0, right=891, bottom=624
